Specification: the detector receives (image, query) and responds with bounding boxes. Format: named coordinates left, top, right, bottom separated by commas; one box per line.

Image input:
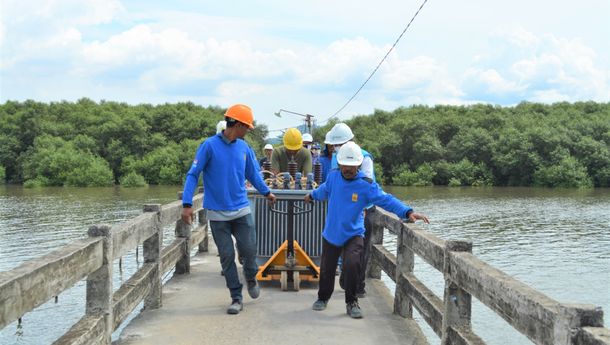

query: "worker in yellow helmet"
left=270, top=128, right=312, bottom=175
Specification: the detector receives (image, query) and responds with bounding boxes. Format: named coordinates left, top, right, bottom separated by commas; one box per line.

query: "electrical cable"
left=320, top=0, right=429, bottom=124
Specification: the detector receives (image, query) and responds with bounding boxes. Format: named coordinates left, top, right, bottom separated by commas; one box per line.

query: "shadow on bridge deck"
left=115, top=243, right=428, bottom=345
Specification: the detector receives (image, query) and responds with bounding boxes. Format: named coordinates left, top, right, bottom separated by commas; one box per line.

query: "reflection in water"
left=1, top=185, right=609, bottom=345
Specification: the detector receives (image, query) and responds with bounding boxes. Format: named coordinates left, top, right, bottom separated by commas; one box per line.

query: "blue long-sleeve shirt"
left=182, top=133, right=270, bottom=210
left=311, top=170, right=412, bottom=246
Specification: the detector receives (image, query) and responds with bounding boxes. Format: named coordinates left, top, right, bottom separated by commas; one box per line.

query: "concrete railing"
left=0, top=192, right=208, bottom=345
left=367, top=207, right=610, bottom=345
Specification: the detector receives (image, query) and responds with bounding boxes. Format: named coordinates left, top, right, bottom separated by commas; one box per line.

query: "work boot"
left=227, top=299, right=243, bottom=314
left=312, top=299, right=328, bottom=311
left=247, top=280, right=260, bottom=299
left=346, top=301, right=362, bottom=319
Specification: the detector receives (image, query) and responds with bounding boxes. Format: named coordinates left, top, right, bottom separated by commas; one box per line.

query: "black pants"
left=318, top=236, right=364, bottom=304
left=339, top=208, right=374, bottom=294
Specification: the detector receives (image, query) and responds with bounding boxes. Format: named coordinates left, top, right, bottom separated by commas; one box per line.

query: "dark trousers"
left=339, top=208, right=374, bottom=293
left=318, top=236, right=364, bottom=304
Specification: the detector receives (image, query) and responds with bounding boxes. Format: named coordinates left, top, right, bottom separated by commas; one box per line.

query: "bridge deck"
left=116, top=243, right=428, bottom=345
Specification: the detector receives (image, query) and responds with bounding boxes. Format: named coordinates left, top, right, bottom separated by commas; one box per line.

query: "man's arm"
left=181, top=142, right=209, bottom=224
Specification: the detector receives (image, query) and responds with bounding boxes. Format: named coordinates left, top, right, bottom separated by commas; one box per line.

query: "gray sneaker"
left=227, top=299, right=243, bottom=314
left=247, top=280, right=260, bottom=299
left=346, top=301, right=362, bottom=319
left=312, top=299, right=328, bottom=311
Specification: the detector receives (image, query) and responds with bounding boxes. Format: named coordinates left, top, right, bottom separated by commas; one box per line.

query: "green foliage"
left=393, top=163, right=436, bottom=186
left=21, top=135, right=114, bottom=187
left=1, top=100, right=608, bottom=187
left=0, top=100, right=268, bottom=186
left=336, top=101, right=609, bottom=187
left=120, top=172, right=148, bottom=187
left=534, top=156, right=593, bottom=188
left=24, top=176, right=49, bottom=188
left=446, top=159, right=493, bottom=186
left=0, top=165, right=5, bottom=181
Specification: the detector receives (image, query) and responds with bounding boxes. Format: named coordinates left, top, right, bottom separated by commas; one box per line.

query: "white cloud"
left=462, top=28, right=610, bottom=103
left=464, top=68, right=525, bottom=94
left=3, top=0, right=125, bottom=26
left=1, top=1, right=608, bottom=127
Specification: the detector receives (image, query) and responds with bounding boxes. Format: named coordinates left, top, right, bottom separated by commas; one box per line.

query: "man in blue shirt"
left=182, top=104, right=276, bottom=315
left=304, top=142, right=429, bottom=319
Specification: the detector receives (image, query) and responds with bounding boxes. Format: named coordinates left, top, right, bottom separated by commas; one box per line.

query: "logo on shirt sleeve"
left=352, top=193, right=358, bottom=202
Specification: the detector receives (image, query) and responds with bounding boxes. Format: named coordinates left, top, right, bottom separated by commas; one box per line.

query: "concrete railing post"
left=86, top=224, right=113, bottom=344
left=554, top=303, right=604, bottom=345
left=366, top=208, right=384, bottom=280
left=441, top=240, right=473, bottom=345
left=143, top=204, right=162, bottom=309
left=175, top=192, right=191, bottom=274
left=198, top=208, right=208, bottom=252
left=394, top=223, right=415, bottom=318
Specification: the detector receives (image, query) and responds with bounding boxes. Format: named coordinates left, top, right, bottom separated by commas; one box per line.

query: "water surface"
left=0, top=185, right=608, bottom=344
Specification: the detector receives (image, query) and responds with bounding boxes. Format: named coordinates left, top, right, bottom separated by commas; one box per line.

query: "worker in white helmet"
left=302, top=133, right=314, bottom=149
left=305, top=142, right=429, bottom=319
left=259, top=143, right=274, bottom=168
left=326, top=122, right=377, bottom=297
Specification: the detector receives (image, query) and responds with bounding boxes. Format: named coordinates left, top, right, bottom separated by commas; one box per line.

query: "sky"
left=1, top=0, right=609, bottom=132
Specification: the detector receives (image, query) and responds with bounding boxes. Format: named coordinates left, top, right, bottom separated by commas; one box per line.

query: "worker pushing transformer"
left=305, top=142, right=430, bottom=319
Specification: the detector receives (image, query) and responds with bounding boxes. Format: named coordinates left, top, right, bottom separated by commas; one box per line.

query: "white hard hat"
left=302, top=133, right=313, bottom=143
left=216, top=120, right=227, bottom=134
left=264, top=144, right=273, bottom=150
left=324, top=131, right=332, bottom=144
left=327, top=123, right=354, bottom=145
left=336, top=142, right=363, bottom=166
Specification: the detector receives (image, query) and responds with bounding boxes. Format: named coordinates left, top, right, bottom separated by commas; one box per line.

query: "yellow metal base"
left=256, top=240, right=320, bottom=282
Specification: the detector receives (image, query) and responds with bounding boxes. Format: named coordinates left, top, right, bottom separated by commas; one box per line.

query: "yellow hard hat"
left=283, top=128, right=303, bottom=150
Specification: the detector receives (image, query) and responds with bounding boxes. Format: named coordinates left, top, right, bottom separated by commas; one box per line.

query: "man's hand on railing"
left=304, top=193, right=313, bottom=203
left=181, top=206, right=194, bottom=225
left=266, top=192, right=277, bottom=206
left=407, top=211, right=430, bottom=224
left=403, top=210, right=429, bottom=224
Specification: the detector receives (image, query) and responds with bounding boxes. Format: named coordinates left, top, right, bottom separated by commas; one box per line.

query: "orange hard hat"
left=225, top=104, right=254, bottom=128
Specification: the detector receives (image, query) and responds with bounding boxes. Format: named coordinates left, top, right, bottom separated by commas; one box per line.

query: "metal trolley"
left=248, top=189, right=327, bottom=291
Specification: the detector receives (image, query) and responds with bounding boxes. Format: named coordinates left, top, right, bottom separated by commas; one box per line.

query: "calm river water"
left=1, top=185, right=608, bottom=344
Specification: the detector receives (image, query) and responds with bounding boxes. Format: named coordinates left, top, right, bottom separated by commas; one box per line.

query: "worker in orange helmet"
left=182, top=104, right=276, bottom=315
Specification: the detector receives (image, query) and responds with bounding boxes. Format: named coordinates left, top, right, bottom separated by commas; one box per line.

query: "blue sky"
left=1, top=0, right=609, bottom=131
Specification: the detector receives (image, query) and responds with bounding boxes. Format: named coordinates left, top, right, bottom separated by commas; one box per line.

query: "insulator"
left=282, top=172, right=291, bottom=189
left=306, top=173, right=314, bottom=190
left=313, top=160, right=322, bottom=185
left=288, top=157, right=297, bottom=180
left=295, top=172, right=302, bottom=190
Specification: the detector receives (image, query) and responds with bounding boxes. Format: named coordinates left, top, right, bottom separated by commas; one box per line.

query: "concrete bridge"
left=1, top=191, right=609, bottom=345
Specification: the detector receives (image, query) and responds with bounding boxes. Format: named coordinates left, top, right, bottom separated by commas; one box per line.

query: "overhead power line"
left=321, top=0, right=429, bottom=124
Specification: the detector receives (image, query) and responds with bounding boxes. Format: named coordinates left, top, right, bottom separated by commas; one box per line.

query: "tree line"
left=1, top=99, right=608, bottom=188
left=314, top=102, right=610, bottom=187
left=0, top=99, right=268, bottom=187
